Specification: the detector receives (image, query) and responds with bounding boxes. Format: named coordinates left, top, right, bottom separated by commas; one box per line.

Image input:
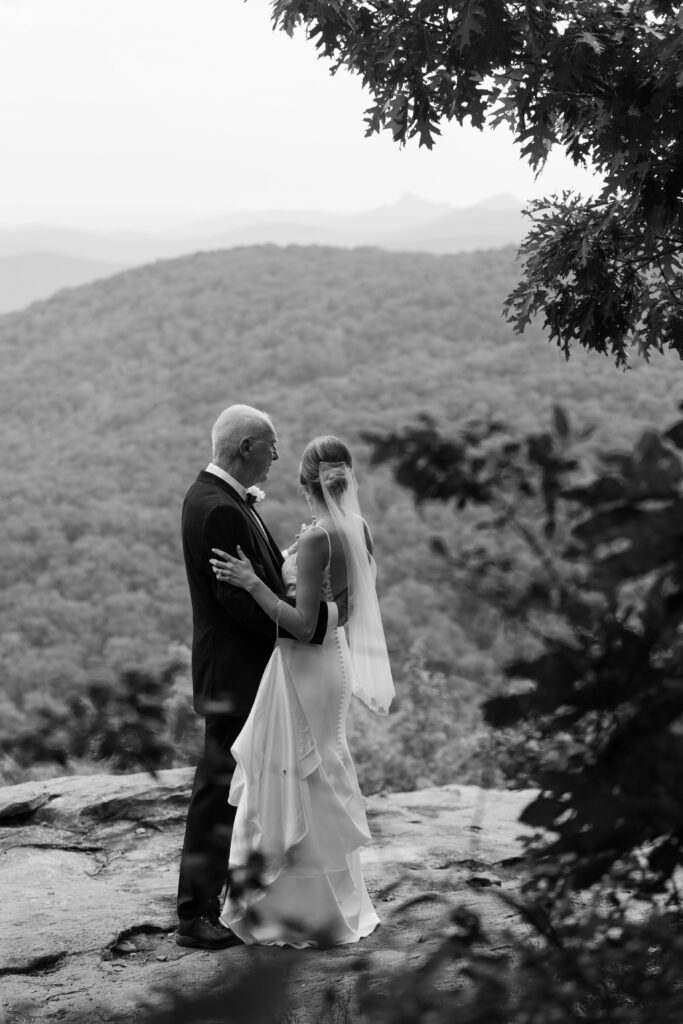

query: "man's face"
left=249, top=424, right=279, bottom=484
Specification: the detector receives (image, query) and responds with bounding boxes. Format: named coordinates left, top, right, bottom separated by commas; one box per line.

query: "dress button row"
left=334, top=629, right=346, bottom=750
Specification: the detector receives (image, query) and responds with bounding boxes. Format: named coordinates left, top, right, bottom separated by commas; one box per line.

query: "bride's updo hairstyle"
left=299, top=435, right=352, bottom=500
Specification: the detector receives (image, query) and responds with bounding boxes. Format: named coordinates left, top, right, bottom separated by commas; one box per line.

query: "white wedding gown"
left=220, top=548, right=380, bottom=947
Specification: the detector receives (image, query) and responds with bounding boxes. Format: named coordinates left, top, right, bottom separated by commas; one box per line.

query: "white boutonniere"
left=245, top=486, right=266, bottom=507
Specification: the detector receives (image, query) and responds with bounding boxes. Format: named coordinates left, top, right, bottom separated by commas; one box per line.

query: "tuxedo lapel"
left=197, top=469, right=241, bottom=502
left=244, top=507, right=282, bottom=576
left=198, top=471, right=282, bottom=574
left=249, top=507, right=283, bottom=568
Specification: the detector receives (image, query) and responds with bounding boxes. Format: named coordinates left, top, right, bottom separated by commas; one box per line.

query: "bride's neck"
left=307, top=494, right=327, bottom=522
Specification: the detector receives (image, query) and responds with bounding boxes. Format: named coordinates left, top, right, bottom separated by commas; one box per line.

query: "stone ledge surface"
left=0, top=769, right=536, bottom=1023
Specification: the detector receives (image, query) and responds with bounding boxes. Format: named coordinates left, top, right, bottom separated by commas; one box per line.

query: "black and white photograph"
left=1, top=2, right=683, bottom=1022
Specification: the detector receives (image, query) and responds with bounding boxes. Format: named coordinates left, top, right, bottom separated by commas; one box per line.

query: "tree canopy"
left=272, top=1, right=683, bottom=364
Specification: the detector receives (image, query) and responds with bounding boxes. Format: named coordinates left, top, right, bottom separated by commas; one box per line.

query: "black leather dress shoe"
left=176, top=913, right=241, bottom=949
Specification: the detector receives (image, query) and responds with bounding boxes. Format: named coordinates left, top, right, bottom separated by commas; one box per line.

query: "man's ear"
left=238, top=437, right=251, bottom=458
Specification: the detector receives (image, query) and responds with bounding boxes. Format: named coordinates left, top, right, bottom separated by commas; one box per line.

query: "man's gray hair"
left=211, top=404, right=274, bottom=463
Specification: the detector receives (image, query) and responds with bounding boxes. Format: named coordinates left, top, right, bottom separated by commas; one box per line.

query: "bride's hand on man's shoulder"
left=210, top=546, right=257, bottom=590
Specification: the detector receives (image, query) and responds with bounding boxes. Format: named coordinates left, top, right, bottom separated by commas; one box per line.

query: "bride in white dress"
left=209, top=435, right=394, bottom=948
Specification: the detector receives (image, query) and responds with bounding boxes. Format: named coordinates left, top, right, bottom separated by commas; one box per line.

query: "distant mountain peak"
left=471, top=193, right=520, bottom=211
left=394, top=192, right=449, bottom=210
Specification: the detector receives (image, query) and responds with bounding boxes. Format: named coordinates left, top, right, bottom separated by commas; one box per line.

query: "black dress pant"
left=176, top=713, right=247, bottom=922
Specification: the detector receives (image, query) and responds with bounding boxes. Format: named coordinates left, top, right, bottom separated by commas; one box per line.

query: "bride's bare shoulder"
left=297, top=524, right=330, bottom=561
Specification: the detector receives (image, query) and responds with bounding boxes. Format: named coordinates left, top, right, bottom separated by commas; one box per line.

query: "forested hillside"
left=1, top=244, right=681, bottom=785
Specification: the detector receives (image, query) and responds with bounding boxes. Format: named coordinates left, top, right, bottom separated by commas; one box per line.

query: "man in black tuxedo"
left=176, top=404, right=338, bottom=949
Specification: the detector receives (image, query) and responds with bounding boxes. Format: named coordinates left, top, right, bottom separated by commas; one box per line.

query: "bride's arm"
left=211, top=528, right=328, bottom=642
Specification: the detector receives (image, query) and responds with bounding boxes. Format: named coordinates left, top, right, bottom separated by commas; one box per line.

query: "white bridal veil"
left=319, top=462, right=395, bottom=716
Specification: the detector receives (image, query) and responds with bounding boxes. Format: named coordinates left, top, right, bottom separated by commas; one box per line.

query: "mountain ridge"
left=0, top=250, right=122, bottom=314
left=0, top=193, right=525, bottom=313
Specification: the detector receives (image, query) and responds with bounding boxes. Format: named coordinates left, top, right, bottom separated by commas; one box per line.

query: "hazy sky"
left=0, top=0, right=601, bottom=229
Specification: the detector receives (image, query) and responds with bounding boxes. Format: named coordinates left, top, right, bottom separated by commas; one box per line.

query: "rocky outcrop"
left=0, top=770, right=535, bottom=1023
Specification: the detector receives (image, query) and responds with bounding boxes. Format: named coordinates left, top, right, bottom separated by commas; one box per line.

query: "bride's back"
left=313, top=516, right=372, bottom=601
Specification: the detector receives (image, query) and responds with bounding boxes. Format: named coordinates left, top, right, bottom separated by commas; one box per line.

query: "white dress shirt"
left=205, top=463, right=247, bottom=499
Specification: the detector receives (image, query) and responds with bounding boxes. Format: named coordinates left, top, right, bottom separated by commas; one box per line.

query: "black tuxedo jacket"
left=182, top=470, right=329, bottom=716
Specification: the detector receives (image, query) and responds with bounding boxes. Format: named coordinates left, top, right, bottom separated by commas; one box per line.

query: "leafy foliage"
left=367, top=401, right=683, bottom=901
left=348, top=639, right=501, bottom=794
left=271, top=1, right=683, bottom=362
left=0, top=654, right=198, bottom=780
left=506, top=192, right=683, bottom=366
left=341, top=896, right=683, bottom=1023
